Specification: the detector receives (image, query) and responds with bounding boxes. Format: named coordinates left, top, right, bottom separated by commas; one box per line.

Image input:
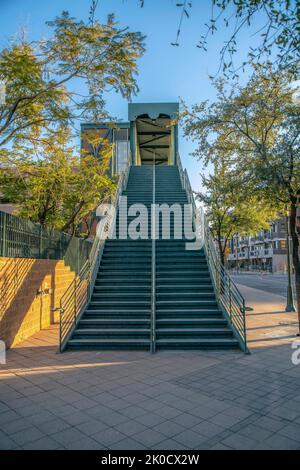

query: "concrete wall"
left=0, top=257, right=77, bottom=348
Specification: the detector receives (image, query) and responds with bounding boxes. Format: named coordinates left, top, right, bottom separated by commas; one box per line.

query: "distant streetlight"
left=285, top=207, right=296, bottom=312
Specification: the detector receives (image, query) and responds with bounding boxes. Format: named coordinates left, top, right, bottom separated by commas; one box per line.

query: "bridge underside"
left=136, top=115, right=172, bottom=165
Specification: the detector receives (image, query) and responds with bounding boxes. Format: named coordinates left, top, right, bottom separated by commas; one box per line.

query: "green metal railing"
left=151, top=162, right=156, bottom=353
left=177, top=153, right=248, bottom=353
left=58, top=154, right=132, bottom=352
left=0, top=211, right=92, bottom=275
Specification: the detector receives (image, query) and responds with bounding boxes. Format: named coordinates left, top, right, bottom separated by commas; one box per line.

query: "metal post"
left=1, top=212, right=7, bottom=256
left=242, top=298, right=248, bottom=353
left=59, top=305, right=63, bottom=353
left=229, top=277, right=232, bottom=322
left=150, top=154, right=156, bottom=353
left=74, top=279, right=77, bottom=325
left=285, top=211, right=296, bottom=312
left=39, top=225, right=43, bottom=258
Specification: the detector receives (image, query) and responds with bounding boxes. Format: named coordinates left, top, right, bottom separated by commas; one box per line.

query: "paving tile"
left=221, top=434, right=257, bottom=450
left=36, top=418, right=70, bottom=435
left=23, top=436, right=62, bottom=450
left=0, top=409, right=20, bottom=424
left=238, top=424, right=273, bottom=441
left=11, top=426, right=44, bottom=446
left=193, top=421, right=225, bottom=438
left=62, top=411, right=92, bottom=426
left=269, top=406, right=300, bottom=421
left=76, top=419, right=109, bottom=436
left=153, top=439, right=185, bottom=450
left=210, top=412, right=247, bottom=428
left=2, top=417, right=30, bottom=435
left=98, top=412, right=129, bottom=427
left=209, top=443, right=232, bottom=450
left=278, top=423, right=300, bottom=443
left=173, top=429, right=208, bottom=449
left=132, top=429, right=166, bottom=447
left=26, top=410, right=56, bottom=426
left=265, top=433, right=300, bottom=450
left=92, top=428, right=126, bottom=446
left=153, top=420, right=185, bottom=438
left=171, top=413, right=203, bottom=428
left=114, top=420, right=148, bottom=437
left=253, top=415, right=287, bottom=432
left=54, top=428, right=88, bottom=446
left=0, top=435, right=19, bottom=449
left=135, top=412, right=166, bottom=427
left=120, top=406, right=148, bottom=419
left=190, top=405, right=218, bottom=419
left=110, top=437, right=146, bottom=450
left=65, top=436, right=100, bottom=450
left=155, top=406, right=182, bottom=420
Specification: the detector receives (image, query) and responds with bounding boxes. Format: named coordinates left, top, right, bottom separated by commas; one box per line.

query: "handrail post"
left=59, top=303, right=63, bottom=353
left=151, top=161, right=156, bottom=353
left=151, top=238, right=156, bottom=353
left=1, top=212, right=7, bottom=256
left=74, top=278, right=77, bottom=325
left=229, top=277, right=232, bottom=322
left=39, top=225, right=43, bottom=258
left=242, top=298, right=247, bottom=352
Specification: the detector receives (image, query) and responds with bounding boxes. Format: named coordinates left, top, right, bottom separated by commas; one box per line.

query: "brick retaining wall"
left=0, top=258, right=77, bottom=348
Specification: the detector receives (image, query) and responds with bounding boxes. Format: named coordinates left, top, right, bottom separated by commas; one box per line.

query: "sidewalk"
left=0, top=286, right=300, bottom=450
left=237, top=283, right=299, bottom=349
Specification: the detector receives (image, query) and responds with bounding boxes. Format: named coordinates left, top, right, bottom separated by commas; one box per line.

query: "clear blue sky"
left=0, top=0, right=263, bottom=190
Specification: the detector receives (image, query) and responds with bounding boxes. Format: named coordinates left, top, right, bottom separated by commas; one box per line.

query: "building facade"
left=226, top=218, right=289, bottom=273
left=81, top=102, right=179, bottom=176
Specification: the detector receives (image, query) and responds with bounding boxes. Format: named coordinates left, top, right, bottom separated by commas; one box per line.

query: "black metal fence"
left=0, top=211, right=92, bottom=275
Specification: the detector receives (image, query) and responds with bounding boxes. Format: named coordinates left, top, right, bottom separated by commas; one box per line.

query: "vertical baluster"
left=229, top=277, right=232, bottom=322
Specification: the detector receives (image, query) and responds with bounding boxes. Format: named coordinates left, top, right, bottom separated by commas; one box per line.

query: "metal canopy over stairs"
left=66, top=165, right=242, bottom=352
left=136, top=117, right=171, bottom=165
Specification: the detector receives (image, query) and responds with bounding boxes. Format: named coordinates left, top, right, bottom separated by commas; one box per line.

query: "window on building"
left=114, top=129, right=129, bottom=175
left=280, top=240, right=286, bottom=249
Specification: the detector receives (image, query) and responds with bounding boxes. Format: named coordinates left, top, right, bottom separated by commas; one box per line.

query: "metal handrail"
left=151, top=162, right=156, bottom=353
left=177, top=153, right=248, bottom=353
left=58, top=154, right=132, bottom=352
left=0, top=210, right=92, bottom=275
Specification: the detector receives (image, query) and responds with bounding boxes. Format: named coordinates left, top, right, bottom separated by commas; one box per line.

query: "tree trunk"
left=61, top=200, right=85, bottom=233
left=217, top=238, right=225, bottom=266
left=290, top=202, right=300, bottom=330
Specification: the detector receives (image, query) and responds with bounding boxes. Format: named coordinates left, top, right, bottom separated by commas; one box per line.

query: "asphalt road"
left=231, top=273, right=296, bottom=298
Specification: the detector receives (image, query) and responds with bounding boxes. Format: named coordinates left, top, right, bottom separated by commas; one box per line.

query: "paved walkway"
left=0, top=285, right=300, bottom=450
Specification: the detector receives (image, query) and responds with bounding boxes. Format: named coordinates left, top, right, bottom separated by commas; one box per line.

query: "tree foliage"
left=0, top=11, right=145, bottom=148
left=199, top=159, right=276, bottom=265
left=0, top=127, right=115, bottom=235
left=182, top=64, right=300, bottom=315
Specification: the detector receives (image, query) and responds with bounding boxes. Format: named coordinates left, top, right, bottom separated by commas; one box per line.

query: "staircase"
left=67, top=165, right=239, bottom=351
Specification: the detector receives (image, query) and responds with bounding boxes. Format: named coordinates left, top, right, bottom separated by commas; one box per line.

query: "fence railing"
left=151, top=162, right=156, bottom=353
left=176, top=153, right=248, bottom=353
left=58, top=153, right=132, bottom=352
left=0, top=211, right=92, bottom=275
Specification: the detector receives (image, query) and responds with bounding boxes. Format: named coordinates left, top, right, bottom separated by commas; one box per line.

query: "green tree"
left=199, top=160, right=276, bottom=265
left=0, top=127, right=114, bottom=234
left=0, top=11, right=145, bottom=148
left=182, top=64, right=300, bottom=321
